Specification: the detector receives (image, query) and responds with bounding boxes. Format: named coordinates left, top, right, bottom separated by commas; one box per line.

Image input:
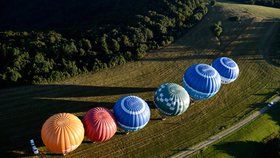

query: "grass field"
left=0, top=1, right=280, bottom=158
left=191, top=102, right=280, bottom=158
left=218, top=0, right=280, bottom=18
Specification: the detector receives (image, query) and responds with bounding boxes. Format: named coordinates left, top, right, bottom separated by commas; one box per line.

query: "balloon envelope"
left=154, top=83, right=190, bottom=116
left=41, top=113, right=84, bottom=155
left=212, top=57, right=239, bottom=84
left=83, top=107, right=117, bottom=142
left=183, top=64, right=221, bottom=100
left=113, top=96, right=150, bottom=132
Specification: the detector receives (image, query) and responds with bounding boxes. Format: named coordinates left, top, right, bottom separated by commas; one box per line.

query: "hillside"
left=0, top=1, right=280, bottom=158
left=0, top=0, right=208, bottom=85
left=230, top=0, right=280, bottom=8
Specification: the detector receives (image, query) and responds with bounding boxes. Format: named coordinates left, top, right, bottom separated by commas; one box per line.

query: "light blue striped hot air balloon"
left=113, top=96, right=150, bottom=132
left=154, top=83, right=190, bottom=116
left=183, top=64, right=221, bottom=100
left=212, top=57, right=239, bottom=84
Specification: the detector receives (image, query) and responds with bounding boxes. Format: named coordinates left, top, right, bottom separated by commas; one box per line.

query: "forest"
left=0, top=0, right=208, bottom=85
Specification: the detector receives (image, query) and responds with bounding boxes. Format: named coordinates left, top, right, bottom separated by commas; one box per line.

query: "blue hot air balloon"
left=183, top=64, right=221, bottom=100
left=154, top=83, right=190, bottom=116
left=113, top=96, right=150, bottom=132
left=212, top=57, right=239, bottom=84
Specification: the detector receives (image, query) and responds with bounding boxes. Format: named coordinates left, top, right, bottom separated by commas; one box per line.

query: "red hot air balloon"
left=83, top=107, right=117, bottom=142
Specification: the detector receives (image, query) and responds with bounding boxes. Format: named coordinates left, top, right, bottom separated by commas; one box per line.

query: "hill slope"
left=0, top=2, right=280, bottom=157
left=0, top=0, right=208, bottom=84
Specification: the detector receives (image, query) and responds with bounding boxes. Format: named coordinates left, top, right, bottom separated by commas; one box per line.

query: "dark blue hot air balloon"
left=113, top=96, right=150, bottom=132
left=183, top=64, right=221, bottom=100
left=212, top=57, right=239, bottom=84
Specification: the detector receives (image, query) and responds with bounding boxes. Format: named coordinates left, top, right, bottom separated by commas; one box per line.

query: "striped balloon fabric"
left=41, top=113, right=84, bottom=155
left=212, top=57, right=239, bottom=84
left=183, top=64, right=221, bottom=100
left=113, top=96, right=150, bottom=132
left=154, top=83, right=190, bottom=116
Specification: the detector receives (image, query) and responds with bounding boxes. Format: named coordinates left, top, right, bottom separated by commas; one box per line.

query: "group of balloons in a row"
left=41, top=57, right=239, bottom=155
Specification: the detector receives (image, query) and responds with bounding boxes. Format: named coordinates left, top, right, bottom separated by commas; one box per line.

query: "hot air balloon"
left=183, top=64, right=221, bottom=100
left=113, top=96, right=150, bottom=132
left=83, top=107, right=117, bottom=142
left=154, top=83, right=190, bottom=117
left=211, top=57, right=239, bottom=84
left=41, top=113, right=84, bottom=155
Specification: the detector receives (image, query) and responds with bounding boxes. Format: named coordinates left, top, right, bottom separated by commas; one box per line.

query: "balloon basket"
left=158, top=111, right=167, bottom=120
left=190, top=99, right=195, bottom=105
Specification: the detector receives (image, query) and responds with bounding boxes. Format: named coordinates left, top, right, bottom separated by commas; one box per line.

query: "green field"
left=0, top=1, right=280, bottom=158
left=218, top=0, right=280, bottom=18
left=191, top=102, right=280, bottom=158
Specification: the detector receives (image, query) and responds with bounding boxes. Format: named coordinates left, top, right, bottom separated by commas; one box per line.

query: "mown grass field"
left=191, top=102, right=280, bottom=158
left=218, top=0, right=280, bottom=18
left=0, top=1, right=280, bottom=158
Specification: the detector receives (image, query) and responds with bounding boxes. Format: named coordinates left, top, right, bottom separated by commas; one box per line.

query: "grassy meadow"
left=218, top=0, right=280, bottom=19
left=191, top=102, right=280, bottom=158
left=0, top=1, right=280, bottom=158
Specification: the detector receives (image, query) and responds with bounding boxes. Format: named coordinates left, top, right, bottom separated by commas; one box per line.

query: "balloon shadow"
left=150, top=118, right=163, bottom=121
left=115, top=131, right=127, bottom=135
left=82, top=140, right=93, bottom=144
left=146, top=101, right=157, bottom=109
left=0, top=84, right=156, bottom=157
left=214, top=141, right=264, bottom=158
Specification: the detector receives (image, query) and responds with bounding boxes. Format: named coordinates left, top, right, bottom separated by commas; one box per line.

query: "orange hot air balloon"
left=41, top=113, right=84, bottom=155
left=83, top=107, right=117, bottom=142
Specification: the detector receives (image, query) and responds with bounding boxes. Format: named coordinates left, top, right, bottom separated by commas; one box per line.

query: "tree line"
left=0, top=0, right=208, bottom=86
left=260, top=135, right=280, bottom=158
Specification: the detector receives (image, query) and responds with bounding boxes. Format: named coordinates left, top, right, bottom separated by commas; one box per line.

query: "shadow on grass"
left=214, top=141, right=264, bottom=158
left=140, top=54, right=219, bottom=62
left=256, top=88, right=280, bottom=126
left=253, top=89, right=279, bottom=103
left=82, top=140, right=93, bottom=143
left=0, top=151, right=37, bottom=158
left=140, top=19, right=280, bottom=68
left=115, top=131, right=128, bottom=135
left=249, top=102, right=265, bottom=109
left=27, top=84, right=156, bottom=98
left=146, top=101, right=157, bottom=109
left=0, top=0, right=151, bottom=31
left=266, top=102, right=280, bottom=127
left=150, top=118, right=163, bottom=121
left=0, top=84, right=156, bottom=157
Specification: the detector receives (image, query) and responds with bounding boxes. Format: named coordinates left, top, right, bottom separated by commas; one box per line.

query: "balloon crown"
left=195, top=64, right=218, bottom=78
left=219, top=57, right=238, bottom=69
left=121, top=96, right=147, bottom=115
